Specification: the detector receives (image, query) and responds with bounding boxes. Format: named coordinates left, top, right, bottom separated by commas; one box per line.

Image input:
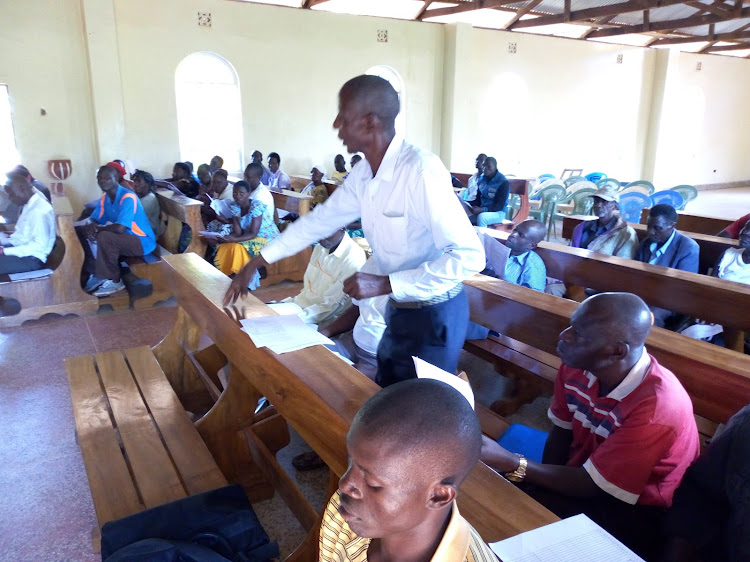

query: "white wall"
left=0, top=0, right=98, bottom=211
left=112, top=0, right=444, bottom=178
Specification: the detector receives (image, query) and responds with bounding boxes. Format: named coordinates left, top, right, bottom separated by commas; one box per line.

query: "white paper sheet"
left=490, top=514, right=644, bottom=562
left=267, top=302, right=304, bottom=316
left=413, top=356, right=475, bottom=409
left=478, top=230, right=511, bottom=278
left=240, top=314, right=333, bottom=354
left=210, top=198, right=234, bottom=219
left=8, top=269, right=54, bottom=281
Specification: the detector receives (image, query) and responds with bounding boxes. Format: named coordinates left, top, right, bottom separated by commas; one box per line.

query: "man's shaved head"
left=506, top=219, right=546, bottom=255
left=558, top=292, right=652, bottom=376
left=339, top=75, right=400, bottom=135
left=339, top=379, right=481, bottom=538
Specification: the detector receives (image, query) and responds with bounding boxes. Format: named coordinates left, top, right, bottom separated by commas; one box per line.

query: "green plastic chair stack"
left=564, top=176, right=586, bottom=188
left=623, top=180, right=655, bottom=194
left=670, top=185, right=698, bottom=210
left=529, top=184, right=567, bottom=240
left=597, top=178, right=621, bottom=191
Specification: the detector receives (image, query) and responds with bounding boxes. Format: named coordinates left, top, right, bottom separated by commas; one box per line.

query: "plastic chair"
left=564, top=176, right=586, bottom=188
left=597, top=178, right=620, bottom=191
left=624, top=180, right=655, bottom=195
left=528, top=184, right=566, bottom=240
left=650, top=189, right=685, bottom=209
left=585, top=172, right=607, bottom=183
left=569, top=188, right=597, bottom=215
left=618, top=192, right=651, bottom=224
left=565, top=181, right=597, bottom=195
left=530, top=179, right=564, bottom=200
left=670, top=185, right=698, bottom=210
left=619, top=184, right=652, bottom=196
left=538, top=173, right=556, bottom=182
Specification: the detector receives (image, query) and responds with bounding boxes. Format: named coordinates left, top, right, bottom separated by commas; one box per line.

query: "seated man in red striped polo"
left=481, top=292, right=700, bottom=560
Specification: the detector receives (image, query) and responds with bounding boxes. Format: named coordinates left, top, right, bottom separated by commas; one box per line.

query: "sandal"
left=292, top=451, right=326, bottom=471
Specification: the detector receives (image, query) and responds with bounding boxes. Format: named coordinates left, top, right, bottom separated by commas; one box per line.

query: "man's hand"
left=82, top=223, right=99, bottom=241
left=471, top=206, right=483, bottom=215
left=480, top=435, right=521, bottom=473
left=343, top=273, right=391, bottom=300
left=223, top=254, right=268, bottom=306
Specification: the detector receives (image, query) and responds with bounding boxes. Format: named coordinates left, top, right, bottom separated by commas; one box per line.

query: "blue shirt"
left=504, top=250, right=546, bottom=291
left=91, top=185, right=157, bottom=254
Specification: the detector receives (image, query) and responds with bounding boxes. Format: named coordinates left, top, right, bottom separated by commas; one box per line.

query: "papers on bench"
left=489, top=514, right=644, bottom=562
left=413, top=356, right=475, bottom=409
left=8, top=268, right=54, bottom=281
left=240, top=314, right=333, bottom=354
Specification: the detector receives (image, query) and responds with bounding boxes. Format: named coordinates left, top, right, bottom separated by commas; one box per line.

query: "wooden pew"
left=289, top=175, right=338, bottom=196
left=562, top=214, right=739, bottom=274
left=640, top=208, right=733, bottom=236
left=155, top=187, right=206, bottom=256
left=482, top=227, right=750, bottom=352
left=0, top=194, right=98, bottom=327
left=270, top=188, right=312, bottom=218
left=157, top=253, right=557, bottom=555
left=464, top=275, right=750, bottom=429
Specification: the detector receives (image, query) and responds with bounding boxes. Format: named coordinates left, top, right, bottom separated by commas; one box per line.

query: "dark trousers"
left=376, top=288, right=468, bottom=387
left=95, top=231, right=144, bottom=282
left=523, top=484, right=667, bottom=561
left=0, top=254, right=43, bottom=275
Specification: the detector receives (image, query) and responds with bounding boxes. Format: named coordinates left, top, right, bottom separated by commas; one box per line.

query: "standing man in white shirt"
left=0, top=174, right=56, bottom=274
left=225, top=75, right=485, bottom=386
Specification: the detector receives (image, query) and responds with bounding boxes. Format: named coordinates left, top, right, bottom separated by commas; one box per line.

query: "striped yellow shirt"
left=319, top=491, right=498, bottom=562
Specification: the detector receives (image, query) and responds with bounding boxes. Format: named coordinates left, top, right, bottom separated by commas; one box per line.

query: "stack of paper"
left=413, top=356, right=475, bottom=409
left=490, top=514, right=644, bottom=562
left=240, top=314, right=333, bottom=354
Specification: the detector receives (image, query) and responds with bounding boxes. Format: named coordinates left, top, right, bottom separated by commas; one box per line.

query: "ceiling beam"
left=579, top=14, right=617, bottom=38
left=306, top=0, right=331, bottom=7
left=703, top=40, right=750, bottom=50
left=414, top=0, right=434, bottom=19
left=420, top=0, right=523, bottom=20
left=651, top=27, right=750, bottom=44
left=587, top=6, right=750, bottom=38
left=502, top=0, right=543, bottom=29
left=509, top=0, right=691, bottom=30
left=686, top=1, right=733, bottom=17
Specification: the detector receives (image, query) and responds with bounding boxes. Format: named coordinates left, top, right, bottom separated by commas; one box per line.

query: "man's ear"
left=612, top=341, right=630, bottom=362
left=426, top=482, right=457, bottom=511
left=363, top=113, right=378, bottom=133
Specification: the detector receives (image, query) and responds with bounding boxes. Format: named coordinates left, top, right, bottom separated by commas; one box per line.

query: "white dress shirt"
left=718, top=247, right=750, bottom=285
left=282, top=232, right=367, bottom=324
left=0, top=192, right=56, bottom=262
left=261, top=137, right=485, bottom=302
left=352, top=295, right=388, bottom=355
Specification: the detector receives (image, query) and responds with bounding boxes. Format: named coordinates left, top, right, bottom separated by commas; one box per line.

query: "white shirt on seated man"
left=0, top=174, right=56, bottom=276
left=270, top=229, right=367, bottom=326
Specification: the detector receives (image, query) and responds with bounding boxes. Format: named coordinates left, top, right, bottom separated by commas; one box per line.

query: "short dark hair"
left=351, top=378, right=481, bottom=486
left=244, top=162, right=264, bottom=178
left=649, top=203, right=678, bottom=223
left=98, top=164, right=118, bottom=177
left=211, top=155, right=224, bottom=165
left=174, top=162, right=191, bottom=176
left=213, top=168, right=228, bottom=179
left=484, top=156, right=497, bottom=168
left=184, top=161, right=194, bottom=172
left=132, top=169, right=155, bottom=189
left=340, top=75, right=400, bottom=135
left=268, top=152, right=281, bottom=164
left=233, top=180, right=251, bottom=192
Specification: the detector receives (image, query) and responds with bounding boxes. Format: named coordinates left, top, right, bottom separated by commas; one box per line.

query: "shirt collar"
left=649, top=229, right=676, bottom=257
left=372, top=135, right=404, bottom=183
left=589, top=215, right=617, bottom=233
left=431, top=502, right=470, bottom=562
left=508, top=250, right=531, bottom=264
left=588, top=349, right=651, bottom=401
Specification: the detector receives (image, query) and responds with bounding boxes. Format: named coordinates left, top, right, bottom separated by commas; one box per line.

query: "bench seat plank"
left=95, top=350, right=187, bottom=508
left=123, top=346, right=227, bottom=495
left=65, top=355, right=143, bottom=525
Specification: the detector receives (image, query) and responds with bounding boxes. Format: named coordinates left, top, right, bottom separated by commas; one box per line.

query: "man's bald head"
left=506, top=219, right=546, bottom=255
left=339, top=75, right=400, bottom=136
left=558, top=292, right=652, bottom=376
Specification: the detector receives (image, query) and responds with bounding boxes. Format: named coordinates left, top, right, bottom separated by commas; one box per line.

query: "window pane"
left=175, top=53, right=244, bottom=173
left=0, top=85, right=20, bottom=175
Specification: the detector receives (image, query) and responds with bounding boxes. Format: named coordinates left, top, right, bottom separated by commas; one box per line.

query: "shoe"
left=84, top=275, right=105, bottom=293
left=93, top=279, right=126, bottom=297
left=292, top=451, right=326, bottom=471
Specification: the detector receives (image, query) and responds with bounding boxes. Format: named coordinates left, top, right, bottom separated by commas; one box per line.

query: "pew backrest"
left=640, top=208, right=733, bottom=236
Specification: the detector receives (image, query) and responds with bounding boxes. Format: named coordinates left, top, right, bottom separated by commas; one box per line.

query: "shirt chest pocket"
left=375, top=215, right=408, bottom=254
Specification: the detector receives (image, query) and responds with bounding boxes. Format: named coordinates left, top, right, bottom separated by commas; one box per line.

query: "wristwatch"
left=505, top=455, right=527, bottom=483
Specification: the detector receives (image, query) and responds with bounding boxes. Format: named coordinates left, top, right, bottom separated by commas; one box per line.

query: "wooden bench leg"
left=284, top=471, right=338, bottom=562
left=195, top=365, right=290, bottom=502
left=490, top=373, right=547, bottom=417
left=152, top=306, right=204, bottom=400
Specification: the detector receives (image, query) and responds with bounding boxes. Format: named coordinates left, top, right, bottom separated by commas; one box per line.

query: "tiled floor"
left=2, top=185, right=744, bottom=561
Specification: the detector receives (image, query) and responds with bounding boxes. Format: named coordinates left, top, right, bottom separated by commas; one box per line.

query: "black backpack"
left=101, top=484, right=279, bottom=562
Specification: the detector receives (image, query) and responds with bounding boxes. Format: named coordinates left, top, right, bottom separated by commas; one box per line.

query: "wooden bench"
left=0, top=194, right=98, bottom=327
left=155, top=187, right=206, bottom=256
left=562, top=214, right=739, bottom=274
left=158, top=253, right=557, bottom=558
left=640, top=207, right=733, bottom=236
left=482, top=227, right=750, bottom=352
left=65, top=346, right=229, bottom=551
left=463, top=274, right=750, bottom=439
left=289, top=175, right=339, bottom=196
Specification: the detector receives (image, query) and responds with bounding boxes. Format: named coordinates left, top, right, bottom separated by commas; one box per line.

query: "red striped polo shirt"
left=548, top=351, right=700, bottom=508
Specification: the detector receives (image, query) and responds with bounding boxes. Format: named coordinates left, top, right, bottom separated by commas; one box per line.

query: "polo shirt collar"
left=587, top=349, right=651, bottom=401
left=430, top=502, right=470, bottom=561
left=373, top=135, right=404, bottom=183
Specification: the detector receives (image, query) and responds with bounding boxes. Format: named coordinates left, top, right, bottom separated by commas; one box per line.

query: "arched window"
left=0, top=85, right=19, bottom=175
left=175, top=52, right=243, bottom=173
left=366, top=66, right=406, bottom=138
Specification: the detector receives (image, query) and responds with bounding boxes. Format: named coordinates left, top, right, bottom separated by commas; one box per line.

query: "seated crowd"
left=3, top=83, right=749, bottom=560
